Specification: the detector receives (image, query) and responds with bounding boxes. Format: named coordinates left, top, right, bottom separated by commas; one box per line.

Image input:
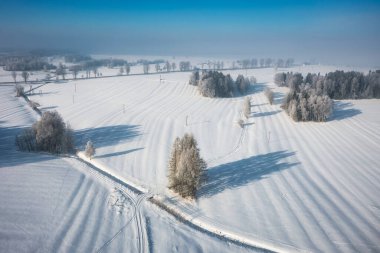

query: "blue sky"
left=0, top=0, right=379, bottom=65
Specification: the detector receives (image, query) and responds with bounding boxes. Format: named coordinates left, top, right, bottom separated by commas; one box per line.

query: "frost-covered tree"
left=189, top=71, right=200, bottom=86
left=155, top=63, right=160, bottom=72
left=243, top=97, right=251, bottom=119
left=171, top=62, right=176, bottom=71
left=15, top=84, right=24, bottom=97
left=119, top=67, right=124, bottom=75
left=168, top=133, right=206, bottom=199
left=21, top=71, right=29, bottom=83
left=143, top=63, right=150, bottom=74
left=236, top=75, right=250, bottom=94
left=165, top=61, right=171, bottom=72
left=125, top=64, right=131, bottom=75
left=12, top=71, right=17, bottom=83
left=265, top=87, right=274, bottom=105
left=85, top=140, right=95, bottom=159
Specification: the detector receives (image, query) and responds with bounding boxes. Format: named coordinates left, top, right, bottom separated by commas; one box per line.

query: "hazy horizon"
left=1, top=0, right=379, bottom=67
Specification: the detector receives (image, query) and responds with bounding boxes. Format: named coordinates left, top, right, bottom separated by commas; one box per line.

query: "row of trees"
left=235, top=58, right=294, bottom=69
left=1, top=55, right=56, bottom=71
left=275, top=70, right=380, bottom=99
left=16, top=111, right=75, bottom=153
left=190, top=71, right=252, bottom=98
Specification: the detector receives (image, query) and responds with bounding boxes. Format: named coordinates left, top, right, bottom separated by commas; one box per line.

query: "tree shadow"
left=95, top=147, right=143, bottom=159
left=198, top=151, right=298, bottom=198
left=253, top=83, right=266, bottom=93
left=253, top=110, right=281, bottom=117
left=75, top=125, right=141, bottom=149
left=0, top=126, right=57, bottom=168
left=273, top=91, right=285, bottom=105
left=332, top=101, right=361, bottom=121
left=40, top=106, right=58, bottom=110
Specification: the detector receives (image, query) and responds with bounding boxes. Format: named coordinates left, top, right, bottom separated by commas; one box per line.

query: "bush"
left=264, top=87, right=274, bottom=105
left=15, top=111, right=75, bottom=153
left=168, top=133, right=207, bottom=199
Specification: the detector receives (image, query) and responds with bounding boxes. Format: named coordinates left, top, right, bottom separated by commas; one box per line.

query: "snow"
left=0, top=85, right=259, bottom=253
left=1, top=62, right=380, bottom=252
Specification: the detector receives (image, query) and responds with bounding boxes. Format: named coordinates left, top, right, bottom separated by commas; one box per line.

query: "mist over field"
left=1, top=0, right=380, bottom=66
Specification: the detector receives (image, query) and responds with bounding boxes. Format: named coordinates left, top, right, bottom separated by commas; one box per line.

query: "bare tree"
left=85, top=140, right=95, bottom=159
left=93, top=67, right=98, bottom=77
left=155, top=63, right=160, bottom=73
left=165, top=61, right=171, bottom=72
left=12, top=71, right=17, bottom=83
left=171, top=62, right=176, bottom=71
left=21, top=71, right=29, bottom=83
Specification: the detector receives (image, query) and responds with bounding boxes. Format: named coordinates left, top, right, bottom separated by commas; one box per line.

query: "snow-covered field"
left=1, top=63, right=380, bottom=252
left=0, top=86, right=257, bottom=252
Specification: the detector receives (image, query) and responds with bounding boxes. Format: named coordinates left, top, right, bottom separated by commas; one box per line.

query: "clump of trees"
left=275, top=70, right=380, bottom=99
left=15, top=111, right=74, bottom=153
left=264, top=87, right=274, bottom=105
left=190, top=70, right=253, bottom=98
left=168, top=133, right=207, bottom=199
left=64, top=54, right=91, bottom=63
left=282, top=85, right=333, bottom=122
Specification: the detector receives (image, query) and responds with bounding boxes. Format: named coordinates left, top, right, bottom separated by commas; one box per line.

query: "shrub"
left=168, top=133, right=206, bottom=199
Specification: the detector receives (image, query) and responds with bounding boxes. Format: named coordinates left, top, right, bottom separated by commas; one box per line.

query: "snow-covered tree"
left=15, top=84, right=24, bottom=97
left=243, top=97, right=251, bottom=119
left=125, top=64, right=131, bottom=75
left=12, top=71, right=17, bottom=83
left=21, top=71, right=29, bottom=83
left=119, top=67, right=124, bottom=75
left=264, top=87, right=274, bottom=105
left=143, top=63, right=150, bottom=74
left=168, top=133, right=206, bottom=199
left=85, top=140, right=95, bottom=159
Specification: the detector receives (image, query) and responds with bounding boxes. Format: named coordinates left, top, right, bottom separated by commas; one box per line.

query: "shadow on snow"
left=332, top=101, right=361, bottom=121
left=199, top=150, right=298, bottom=198
left=75, top=124, right=141, bottom=150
